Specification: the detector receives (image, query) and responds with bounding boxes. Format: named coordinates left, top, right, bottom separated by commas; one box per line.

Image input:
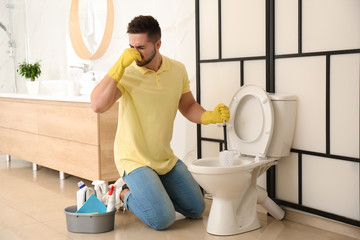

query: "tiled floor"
left=0, top=153, right=357, bottom=240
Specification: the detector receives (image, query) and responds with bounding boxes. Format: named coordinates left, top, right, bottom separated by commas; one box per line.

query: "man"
left=91, top=15, right=229, bottom=230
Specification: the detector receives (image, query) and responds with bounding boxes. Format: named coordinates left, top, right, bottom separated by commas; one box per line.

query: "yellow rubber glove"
left=201, top=103, right=230, bottom=125
left=107, top=48, right=142, bottom=82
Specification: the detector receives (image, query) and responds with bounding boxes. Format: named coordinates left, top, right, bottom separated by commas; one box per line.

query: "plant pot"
left=26, top=80, right=40, bottom=95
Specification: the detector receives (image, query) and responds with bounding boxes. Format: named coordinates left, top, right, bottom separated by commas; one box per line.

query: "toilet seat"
left=228, top=85, right=274, bottom=159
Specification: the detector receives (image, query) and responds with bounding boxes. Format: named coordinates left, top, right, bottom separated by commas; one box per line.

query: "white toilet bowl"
left=188, top=84, right=297, bottom=236
left=190, top=157, right=276, bottom=235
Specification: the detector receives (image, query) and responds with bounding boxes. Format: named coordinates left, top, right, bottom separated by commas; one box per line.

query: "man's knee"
left=148, top=210, right=176, bottom=230
left=188, top=197, right=205, bottom=219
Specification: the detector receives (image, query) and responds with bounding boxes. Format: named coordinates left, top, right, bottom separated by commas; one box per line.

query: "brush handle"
left=223, top=121, right=228, bottom=151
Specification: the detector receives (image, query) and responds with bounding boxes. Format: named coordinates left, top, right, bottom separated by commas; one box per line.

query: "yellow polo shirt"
left=113, top=55, right=190, bottom=176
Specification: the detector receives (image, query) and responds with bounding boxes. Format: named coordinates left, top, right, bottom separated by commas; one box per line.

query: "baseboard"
left=282, top=207, right=360, bottom=239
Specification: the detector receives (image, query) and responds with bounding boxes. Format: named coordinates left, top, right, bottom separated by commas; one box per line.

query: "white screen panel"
left=243, top=60, right=266, bottom=89
left=221, top=0, right=265, bottom=58
left=202, top=141, right=222, bottom=158
left=330, top=54, right=360, bottom=158
left=200, top=62, right=241, bottom=140
left=276, top=153, right=299, bottom=204
left=276, top=56, right=326, bottom=153
left=275, top=0, right=298, bottom=55
left=199, top=0, right=218, bottom=60
left=303, top=0, right=360, bottom=52
left=302, top=155, right=360, bottom=220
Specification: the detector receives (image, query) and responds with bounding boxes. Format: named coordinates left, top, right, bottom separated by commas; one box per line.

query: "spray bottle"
left=76, top=181, right=95, bottom=210
left=92, top=180, right=108, bottom=203
left=106, top=185, right=116, bottom=212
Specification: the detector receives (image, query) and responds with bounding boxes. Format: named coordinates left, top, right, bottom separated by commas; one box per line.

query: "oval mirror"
left=69, top=0, right=114, bottom=60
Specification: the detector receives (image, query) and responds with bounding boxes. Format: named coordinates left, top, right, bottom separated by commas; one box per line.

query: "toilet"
left=188, top=84, right=297, bottom=236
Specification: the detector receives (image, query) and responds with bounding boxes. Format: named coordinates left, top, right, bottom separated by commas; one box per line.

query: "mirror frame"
left=69, top=0, right=114, bottom=60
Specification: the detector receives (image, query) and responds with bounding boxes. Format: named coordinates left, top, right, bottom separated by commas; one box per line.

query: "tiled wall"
left=0, top=0, right=27, bottom=93
left=0, top=0, right=68, bottom=93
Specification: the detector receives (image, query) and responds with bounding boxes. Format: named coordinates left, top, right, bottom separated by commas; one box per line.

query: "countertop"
left=0, top=93, right=91, bottom=103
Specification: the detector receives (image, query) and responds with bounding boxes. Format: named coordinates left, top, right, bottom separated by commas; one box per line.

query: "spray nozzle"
left=108, top=185, right=115, bottom=196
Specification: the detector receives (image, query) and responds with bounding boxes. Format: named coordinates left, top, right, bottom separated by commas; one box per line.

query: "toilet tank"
left=266, top=94, right=297, bottom=157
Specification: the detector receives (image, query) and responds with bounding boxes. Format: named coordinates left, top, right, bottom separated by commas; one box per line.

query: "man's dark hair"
left=127, top=15, right=161, bottom=43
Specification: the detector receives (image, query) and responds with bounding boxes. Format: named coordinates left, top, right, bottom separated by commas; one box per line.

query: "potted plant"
left=17, top=60, right=42, bottom=94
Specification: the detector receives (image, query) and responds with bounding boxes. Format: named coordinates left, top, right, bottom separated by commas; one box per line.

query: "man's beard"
left=136, top=45, right=157, bottom=67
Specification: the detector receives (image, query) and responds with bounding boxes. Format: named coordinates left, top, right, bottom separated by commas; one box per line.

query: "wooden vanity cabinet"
left=0, top=97, right=120, bottom=181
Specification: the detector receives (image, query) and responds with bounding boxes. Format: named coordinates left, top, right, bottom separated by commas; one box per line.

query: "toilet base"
left=206, top=197, right=261, bottom=236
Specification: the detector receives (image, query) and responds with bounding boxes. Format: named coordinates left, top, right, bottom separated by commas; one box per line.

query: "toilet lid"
left=227, top=84, right=274, bottom=157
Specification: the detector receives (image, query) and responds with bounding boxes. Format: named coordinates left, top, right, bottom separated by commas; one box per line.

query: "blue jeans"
left=122, top=160, right=205, bottom=230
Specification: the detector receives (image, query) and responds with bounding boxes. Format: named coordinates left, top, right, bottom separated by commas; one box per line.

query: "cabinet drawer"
left=0, top=101, right=38, bottom=133
left=37, top=135, right=99, bottom=180
left=0, top=127, right=38, bottom=162
left=38, top=104, right=98, bottom=145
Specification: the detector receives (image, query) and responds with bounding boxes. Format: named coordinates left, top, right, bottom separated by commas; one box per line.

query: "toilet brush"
left=219, top=121, right=234, bottom=166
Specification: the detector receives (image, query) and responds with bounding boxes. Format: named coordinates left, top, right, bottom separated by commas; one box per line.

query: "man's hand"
left=201, top=103, right=230, bottom=125
left=107, top=48, right=142, bottom=82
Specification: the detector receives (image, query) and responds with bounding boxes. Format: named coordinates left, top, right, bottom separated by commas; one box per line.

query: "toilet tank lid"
left=269, top=93, right=297, bottom=101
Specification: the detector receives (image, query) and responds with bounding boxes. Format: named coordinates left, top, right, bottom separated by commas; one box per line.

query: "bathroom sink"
left=39, top=80, right=78, bottom=96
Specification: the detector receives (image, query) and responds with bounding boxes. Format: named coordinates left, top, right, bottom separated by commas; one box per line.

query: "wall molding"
left=283, top=207, right=360, bottom=240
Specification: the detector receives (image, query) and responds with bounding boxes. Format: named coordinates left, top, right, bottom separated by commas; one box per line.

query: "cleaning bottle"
left=106, top=185, right=116, bottom=212
left=77, top=181, right=95, bottom=210
left=92, top=180, right=108, bottom=203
